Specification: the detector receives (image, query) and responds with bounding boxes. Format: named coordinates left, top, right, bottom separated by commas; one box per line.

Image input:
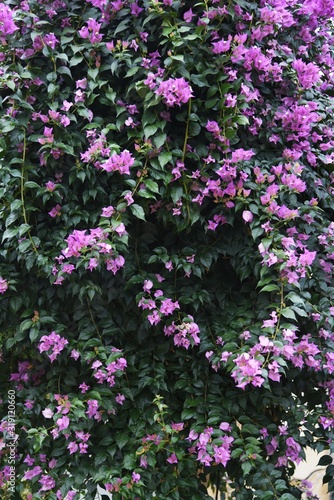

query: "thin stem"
left=182, top=98, right=192, bottom=162
left=87, top=298, right=102, bottom=342
left=182, top=99, right=192, bottom=223
left=274, top=280, right=285, bottom=340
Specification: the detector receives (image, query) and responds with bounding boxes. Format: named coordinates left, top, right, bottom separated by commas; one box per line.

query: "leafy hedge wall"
left=1, top=0, right=334, bottom=498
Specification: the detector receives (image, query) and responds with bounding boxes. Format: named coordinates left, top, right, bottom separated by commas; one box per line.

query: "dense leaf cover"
left=1, top=0, right=334, bottom=498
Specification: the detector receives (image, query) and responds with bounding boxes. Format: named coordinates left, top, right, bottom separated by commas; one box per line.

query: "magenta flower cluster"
left=101, top=149, right=135, bottom=175
left=259, top=229, right=317, bottom=285
left=0, top=4, right=18, bottom=42
left=137, top=279, right=201, bottom=348
left=90, top=350, right=127, bottom=388
left=38, top=332, right=68, bottom=363
left=163, top=318, right=201, bottom=350
left=155, top=77, right=194, bottom=107
left=216, top=327, right=322, bottom=390
left=52, top=227, right=125, bottom=284
left=78, top=18, right=103, bottom=44
left=187, top=423, right=234, bottom=467
left=137, top=279, right=180, bottom=325
left=0, top=277, right=8, bottom=295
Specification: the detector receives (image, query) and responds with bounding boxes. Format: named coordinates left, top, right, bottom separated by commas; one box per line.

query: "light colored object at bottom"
left=293, top=447, right=332, bottom=499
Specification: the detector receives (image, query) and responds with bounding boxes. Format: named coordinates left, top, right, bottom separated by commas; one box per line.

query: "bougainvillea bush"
left=1, top=0, right=334, bottom=498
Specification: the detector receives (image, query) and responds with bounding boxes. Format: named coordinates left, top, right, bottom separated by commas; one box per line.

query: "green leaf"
left=114, top=19, right=129, bottom=35
left=181, top=408, right=195, bottom=420
left=24, top=181, right=40, bottom=189
left=69, top=55, right=83, bottom=67
left=19, top=319, right=33, bottom=332
left=280, top=308, right=296, bottom=320
left=170, top=186, right=183, bottom=203
left=189, top=122, right=201, bottom=136
left=2, top=227, right=18, bottom=242
left=144, top=123, right=158, bottom=138
left=144, top=179, right=160, bottom=194
left=123, top=454, right=136, bottom=470
left=9, top=296, right=22, bottom=313
left=125, top=66, right=140, bottom=78
left=29, top=328, right=39, bottom=343
left=10, top=199, right=23, bottom=211
left=242, top=424, right=260, bottom=435
left=88, top=68, right=99, bottom=81
left=241, top=461, right=252, bottom=476
left=18, top=239, right=31, bottom=253
left=130, top=204, right=146, bottom=221
left=291, top=306, right=308, bottom=318
left=5, top=212, right=19, bottom=227
left=47, top=83, right=58, bottom=95
left=251, top=226, right=264, bottom=239
left=153, top=132, right=167, bottom=150
left=110, top=60, right=119, bottom=75
left=190, top=74, right=209, bottom=87
left=318, top=455, right=332, bottom=466
left=137, top=188, right=156, bottom=199
left=286, top=292, right=303, bottom=305
left=1, top=122, right=16, bottom=133
left=259, top=284, right=280, bottom=293
left=116, top=432, right=129, bottom=450
left=6, top=80, right=16, bottom=91
left=55, top=52, right=69, bottom=62
left=169, top=54, right=184, bottom=62
left=57, top=65, right=72, bottom=77
left=158, top=151, right=172, bottom=168
left=231, top=448, right=244, bottom=459
left=235, top=115, right=249, bottom=125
